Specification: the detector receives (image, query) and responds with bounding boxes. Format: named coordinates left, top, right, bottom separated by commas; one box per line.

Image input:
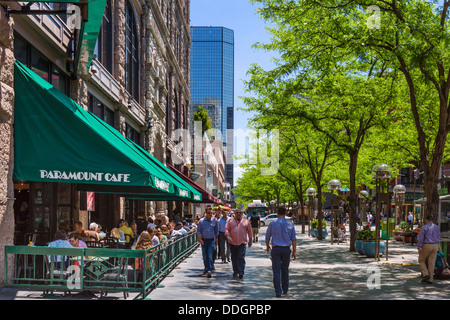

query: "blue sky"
left=190, top=0, right=276, bottom=185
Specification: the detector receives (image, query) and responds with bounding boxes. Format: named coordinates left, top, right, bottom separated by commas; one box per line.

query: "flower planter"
left=403, top=232, right=417, bottom=244
left=393, top=230, right=404, bottom=241
left=310, top=229, right=328, bottom=239
left=355, top=240, right=364, bottom=255
left=362, top=241, right=385, bottom=258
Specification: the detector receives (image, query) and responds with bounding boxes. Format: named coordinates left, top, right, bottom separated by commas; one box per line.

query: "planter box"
left=310, top=229, right=328, bottom=239
left=393, top=230, right=404, bottom=241
left=362, top=241, right=386, bottom=258
left=403, top=232, right=417, bottom=244
left=355, top=240, right=364, bottom=255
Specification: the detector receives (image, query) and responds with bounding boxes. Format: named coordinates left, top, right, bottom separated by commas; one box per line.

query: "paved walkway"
left=147, top=225, right=450, bottom=300
left=1, top=224, right=449, bottom=300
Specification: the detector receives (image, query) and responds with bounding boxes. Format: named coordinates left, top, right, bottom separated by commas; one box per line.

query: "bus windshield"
left=246, top=206, right=269, bottom=217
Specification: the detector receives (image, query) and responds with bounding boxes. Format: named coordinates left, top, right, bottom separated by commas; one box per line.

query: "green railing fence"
left=4, top=230, right=199, bottom=299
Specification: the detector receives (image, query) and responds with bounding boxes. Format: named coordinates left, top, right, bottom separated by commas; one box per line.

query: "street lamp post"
left=327, top=179, right=342, bottom=245
left=393, top=184, right=406, bottom=223
left=371, top=164, right=392, bottom=261
left=306, top=188, right=316, bottom=237
left=359, top=190, right=369, bottom=227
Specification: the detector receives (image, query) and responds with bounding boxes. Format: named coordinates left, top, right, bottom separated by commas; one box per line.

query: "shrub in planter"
left=357, top=230, right=385, bottom=258
left=355, top=230, right=373, bottom=255
left=399, top=221, right=412, bottom=232
left=310, top=219, right=327, bottom=239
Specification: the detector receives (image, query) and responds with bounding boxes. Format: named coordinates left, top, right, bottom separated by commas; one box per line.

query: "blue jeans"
left=271, top=247, right=291, bottom=295
left=230, top=244, right=246, bottom=275
left=201, top=239, right=215, bottom=272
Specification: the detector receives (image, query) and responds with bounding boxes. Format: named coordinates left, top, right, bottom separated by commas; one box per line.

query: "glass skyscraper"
left=190, top=26, right=234, bottom=187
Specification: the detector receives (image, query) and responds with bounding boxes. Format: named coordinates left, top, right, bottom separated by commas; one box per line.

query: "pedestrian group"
left=196, top=206, right=297, bottom=297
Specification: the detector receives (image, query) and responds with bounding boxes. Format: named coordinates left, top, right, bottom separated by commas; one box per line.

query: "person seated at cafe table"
left=85, top=222, right=100, bottom=241
left=119, top=219, right=135, bottom=244
left=70, top=221, right=87, bottom=241
left=48, top=230, right=72, bottom=248
left=69, top=233, right=87, bottom=248
left=111, top=227, right=125, bottom=242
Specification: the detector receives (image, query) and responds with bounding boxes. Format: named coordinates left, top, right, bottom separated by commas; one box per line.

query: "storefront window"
left=32, top=182, right=51, bottom=246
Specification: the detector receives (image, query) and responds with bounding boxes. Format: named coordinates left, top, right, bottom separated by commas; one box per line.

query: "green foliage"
left=356, top=229, right=375, bottom=241
left=192, top=106, right=212, bottom=136
left=399, top=221, right=412, bottom=232
left=310, top=219, right=326, bottom=230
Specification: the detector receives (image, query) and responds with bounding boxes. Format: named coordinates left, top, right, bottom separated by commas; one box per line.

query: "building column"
left=0, top=8, right=15, bottom=286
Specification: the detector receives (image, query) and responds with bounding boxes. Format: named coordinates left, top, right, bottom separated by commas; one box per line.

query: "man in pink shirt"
left=225, top=209, right=252, bottom=279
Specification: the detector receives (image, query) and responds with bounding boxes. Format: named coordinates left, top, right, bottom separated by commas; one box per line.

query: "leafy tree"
left=249, top=0, right=450, bottom=221
left=193, top=106, right=212, bottom=137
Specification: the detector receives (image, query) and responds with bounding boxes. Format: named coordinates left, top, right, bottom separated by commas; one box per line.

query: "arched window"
left=125, top=1, right=140, bottom=102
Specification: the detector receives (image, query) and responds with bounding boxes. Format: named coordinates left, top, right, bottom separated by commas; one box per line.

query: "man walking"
left=197, top=208, right=219, bottom=278
left=417, top=214, right=441, bottom=284
left=250, top=213, right=260, bottom=242
left=225, top=209, right=252, bottom=279
left=265, top=207, right=296, bottom=297
left=218, top=209, right=230, bottom=263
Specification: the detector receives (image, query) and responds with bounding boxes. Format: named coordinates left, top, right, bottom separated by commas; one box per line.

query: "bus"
left=246, top=200, right=269, bottom=218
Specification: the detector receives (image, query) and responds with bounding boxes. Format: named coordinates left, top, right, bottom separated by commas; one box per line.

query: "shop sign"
left=179, top=189, right=189, bottom=198
left=39, top=170, right=131, bottom=183
left=155, top=177, right=170, bottom=192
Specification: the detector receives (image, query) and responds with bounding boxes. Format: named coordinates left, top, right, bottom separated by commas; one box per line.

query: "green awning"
left=73, top=0, right=107, bottom=75
left=79, top=140, right=203, bottom=202
left=13, top=61, right=201, bottom=201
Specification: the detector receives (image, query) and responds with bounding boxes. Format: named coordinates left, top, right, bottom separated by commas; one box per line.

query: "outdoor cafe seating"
left=4, top=229, right=199, bottom=299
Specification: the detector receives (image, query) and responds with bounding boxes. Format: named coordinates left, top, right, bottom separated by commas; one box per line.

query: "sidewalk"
left=1, top=225, right=449, bottom=300
left=147, top=225, right=449, bottom=300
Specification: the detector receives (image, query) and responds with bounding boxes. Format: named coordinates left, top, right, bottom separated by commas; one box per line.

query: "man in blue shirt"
left=197, top=207, right=219, bottom=278
left=265, top=207, right=296, bottom=297
left=417, top=214, right=441, bottom=284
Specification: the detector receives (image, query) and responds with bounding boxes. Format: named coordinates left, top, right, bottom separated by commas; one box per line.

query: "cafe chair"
left=100, top=237, right=119, bottom=249
left=123, top=234, right=133, bottom=249
left=85, top=241, right=104, bottom=248
left=99, top=257, right=129, bottom=299
left=43, top=255, right=71, bottom=296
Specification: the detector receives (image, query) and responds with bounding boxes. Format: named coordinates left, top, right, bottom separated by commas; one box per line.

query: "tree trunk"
left=317, top=188, right=324, bottom=240
left=348, top=151, right=359, bottom=252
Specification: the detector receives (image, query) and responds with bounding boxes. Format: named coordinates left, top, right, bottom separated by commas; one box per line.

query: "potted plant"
left=361, top=230, right=386, bottom=258
left=355, top=229, right=372, bottom=255
left=310, top=219, right=328, bottom=239
left=392, top=226, right=404, bottom=241
left=399, top=221, right=414, bottom=243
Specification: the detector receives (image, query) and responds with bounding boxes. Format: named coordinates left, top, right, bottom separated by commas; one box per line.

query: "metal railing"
left=4, top=230, right=199, bottom=299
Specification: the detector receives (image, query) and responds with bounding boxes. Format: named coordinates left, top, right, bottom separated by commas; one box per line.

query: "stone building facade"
left=0, top=0, right=191, bottom=286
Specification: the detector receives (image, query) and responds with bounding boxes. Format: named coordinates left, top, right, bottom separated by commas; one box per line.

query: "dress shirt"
left=417, top=221, right=441, bottom=249
left=218, top=217, right=229, bottom=233
left=197, top=217, right=219, bottom=239
left=47, top=239, right=72, bottom=248
left=265, top=217, right=296, bottom=247
left=225, top=217, right=252, bottom=246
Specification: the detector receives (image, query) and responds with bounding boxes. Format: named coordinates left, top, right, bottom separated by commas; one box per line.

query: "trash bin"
left=381, top=218, right=395, bottom=240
